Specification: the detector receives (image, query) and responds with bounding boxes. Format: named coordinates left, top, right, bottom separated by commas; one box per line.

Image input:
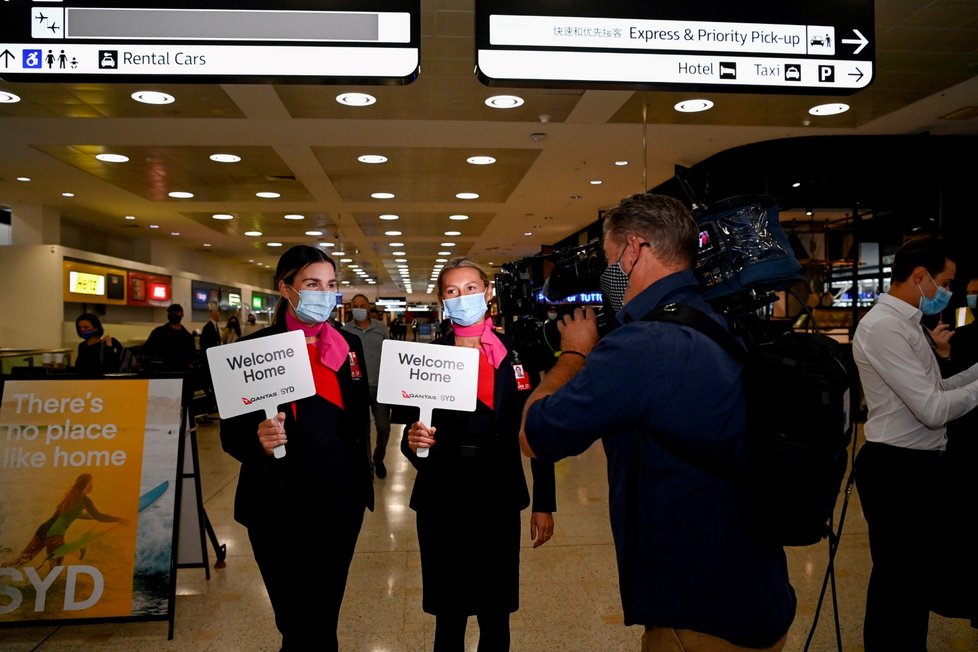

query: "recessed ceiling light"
left=524, top=232, right=533, bottom=236
left=358, top=154, right=388, bottom=164
left=379, top=214, right=399, bottom=221
left=589, top=180, right=603, bottom=185
left=397, top=264, right=409, bottom=269
left=485, top=95, right=524, bottom=109
left=614, top=160, right=629, bottom=167
left=62, top=192, right=75, bottom=197
left=792, top=182, right=801, bottom=188
left=203, top=243, right=211, bottom=247
left=392, top=251, right=406, bottom=256
left=674, top=99, right=714, bottom=113
left=212, top=213, right=233, bottom=220
left=256, top=191, right=280, bottom=199
left=284, top=214, right=304, bottom=220
left=809, top=102, right=850, bottom=116
left=371, top=192, right=395, bottom=199
left=466, top=156, right=496, bottom=165
left=16, top=177, right=30, bottom=182
left=96, top=153, right=129, bottom=163
left=340, top=258, right=353, bottom=263
left=342, top=280, right=351, bottom=285
left=456, top=192, right=479, bottom=200
left=0, top=91, right=21, bottom=103
left=438, top=251, right=452, bottom=256
left=333, top=251, right=346, bottom=256
left=435, top=258, right=448, bottom=263
left=149, top=224, right=159, bottom=229
left=395, top=258, right=407, bottom=263
left=440, top=242, right=456, bottom=247
left=244, top=231, right=262, bottom=236
left=131, top=91, right=175, bottom=105
left=367, top=280, right=376, bottom=284
left=169, top=191, right=194, bottom=198
left=449, top=214, right=469, bottom=221
left=267, top=242, right=283, bottom=247
left=209, top=153, right=241, bottom=163
left=305, top=230, right=323, bottom=236
left=336, top=92, right=376, bottom=106
left=444, top=231, right=461, bottom=236
left=319, top=242, right=335, bottom=247
left=124, top=215, right=136, bottom=220
left=170, top=232, right=180, bottom=237
left=384, top=230, right=402, bottom=236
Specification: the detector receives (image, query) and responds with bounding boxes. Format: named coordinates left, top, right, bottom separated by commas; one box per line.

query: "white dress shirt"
left=853, top=293, right=978, bottom=450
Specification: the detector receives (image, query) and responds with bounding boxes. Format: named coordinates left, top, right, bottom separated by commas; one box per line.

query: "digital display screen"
left=697, top=228, right=715, bottom=253
left=69, top=270, right=105, bottom=296
left=252, top=296, right=264, bottom=309
left=228, top=292, right=241, bottom=306
left=194, top=290, right=209, bottom=304
left=149, top=283, right=170, bottom=301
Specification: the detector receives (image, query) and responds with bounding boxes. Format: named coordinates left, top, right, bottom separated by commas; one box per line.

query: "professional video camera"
left=495, top=241, right=615, bottom=371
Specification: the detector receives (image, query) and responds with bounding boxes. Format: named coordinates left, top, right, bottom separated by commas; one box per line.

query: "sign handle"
left=267, top=407, right=286, bottom=459
left=416, top=406, right=433, bottom=458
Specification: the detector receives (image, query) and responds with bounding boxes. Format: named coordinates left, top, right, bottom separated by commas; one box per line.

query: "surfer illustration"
left=3, top=473, right=129, bottom=569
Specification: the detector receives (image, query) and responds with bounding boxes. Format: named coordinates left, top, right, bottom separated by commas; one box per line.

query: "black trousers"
left=248, top=503, right=365, bottom=651
left=855, top=441, right=943, bottom=652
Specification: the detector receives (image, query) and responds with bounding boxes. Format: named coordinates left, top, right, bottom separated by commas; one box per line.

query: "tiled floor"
left=3, top=420, right=977, bottom=651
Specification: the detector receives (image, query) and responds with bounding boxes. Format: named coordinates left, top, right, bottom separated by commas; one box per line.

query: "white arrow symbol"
left=841, top=29, right=869, bottom=55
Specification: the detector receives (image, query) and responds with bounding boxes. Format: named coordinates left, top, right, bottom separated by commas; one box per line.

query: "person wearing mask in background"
left=242, top=313, right=261, bottom=336
left=520, top=193, right=795, bottom=652
left=140, top=304, right=196, bottom=373
left=222, top=315, right=242, bottom=344
left=397, top=257, right=556, bottom=652
left=930, top=275, right=978, bottom=623
left=74, top=312, right=126, bottom=374
left=219, top=245, right=373, bottom=652
left=342, top=294, right=393, bottom=478
left=197, top=302, right=222, bottom=418
left=852, top=237, right=978, bottom=651
left=546, top=307, right=559, bottom=322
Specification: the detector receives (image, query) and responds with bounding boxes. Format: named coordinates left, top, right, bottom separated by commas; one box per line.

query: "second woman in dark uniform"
left=399, top=257, right=556, bottom=652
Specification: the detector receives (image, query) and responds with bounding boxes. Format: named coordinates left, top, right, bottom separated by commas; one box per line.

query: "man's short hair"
left=891, top=237, right=953, bottom=283
left=602, top=193, right=697, bottom=268
left=167, top=304, right=183, bottom=313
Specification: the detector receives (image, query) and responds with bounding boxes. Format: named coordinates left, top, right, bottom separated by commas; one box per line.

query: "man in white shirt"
left=853, top=237, right=978, bottom=651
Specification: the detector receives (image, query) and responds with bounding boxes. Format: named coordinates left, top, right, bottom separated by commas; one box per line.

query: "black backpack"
left=643, top=303, right=853, bottom=547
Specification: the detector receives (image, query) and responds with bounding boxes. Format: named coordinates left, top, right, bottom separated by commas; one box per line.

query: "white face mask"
left=352, top=308, right=368, bottom=322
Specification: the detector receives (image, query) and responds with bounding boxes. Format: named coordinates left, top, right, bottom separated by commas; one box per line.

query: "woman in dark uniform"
left=399, top=257, right=556, bottom=652
left=220, top=245, right=373, bottom=651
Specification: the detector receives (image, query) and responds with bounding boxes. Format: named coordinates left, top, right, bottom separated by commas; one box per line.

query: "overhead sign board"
left=0, top=1, right=420, bottom=84
left=475, top=0, right=874, bottom=94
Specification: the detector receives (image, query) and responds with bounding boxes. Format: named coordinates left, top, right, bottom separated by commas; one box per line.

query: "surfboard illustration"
left=46, top=480, right=169, bottom=561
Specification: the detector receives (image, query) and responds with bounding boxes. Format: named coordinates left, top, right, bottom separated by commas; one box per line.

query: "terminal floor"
left=3, top=421, right=977, bottom=652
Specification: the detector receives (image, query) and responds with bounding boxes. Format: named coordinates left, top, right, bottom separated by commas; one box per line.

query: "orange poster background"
left=0, top=379, right=148, bottom=621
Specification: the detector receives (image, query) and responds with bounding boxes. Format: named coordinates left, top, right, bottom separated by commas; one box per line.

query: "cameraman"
left=519, top=193, right=795, bottom=651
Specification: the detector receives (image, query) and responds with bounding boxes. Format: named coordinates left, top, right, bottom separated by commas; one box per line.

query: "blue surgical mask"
left=290, top=288, right=337, bottom=324
left=967, top=294, right=977, bottom=311
left=79, top=329, right=97, bottom=340
left=917, top=273, right=952, bottom=316
left=443, top=293, right=488, bottom=326
left=352, top=308, right=368, bottom=322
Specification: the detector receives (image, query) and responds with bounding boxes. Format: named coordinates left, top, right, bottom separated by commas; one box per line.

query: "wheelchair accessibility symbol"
left=24, top=49, right=42, bottom=69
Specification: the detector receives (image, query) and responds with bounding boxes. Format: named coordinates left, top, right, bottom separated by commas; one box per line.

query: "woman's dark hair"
left=75, top=313, right=104, bottom=338
left=226, top=315, right=241, bottom=337
left=272, top=245, right=336, bottom=324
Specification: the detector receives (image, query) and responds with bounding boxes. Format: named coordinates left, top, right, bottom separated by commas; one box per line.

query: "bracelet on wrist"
left=560, top=350, right=586, bottom=361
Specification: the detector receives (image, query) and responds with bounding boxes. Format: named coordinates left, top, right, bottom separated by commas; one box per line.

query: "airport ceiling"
left=1, top=0, right=977, bottom=298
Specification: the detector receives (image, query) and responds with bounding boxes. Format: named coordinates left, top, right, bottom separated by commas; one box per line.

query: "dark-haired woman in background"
left=219, top=244, right=373, bottom=651
left=221, top=314, right=242, bottom=344
left=398, top=257, right=556, bottom=652
left=74, top=312, right=126, bottom=374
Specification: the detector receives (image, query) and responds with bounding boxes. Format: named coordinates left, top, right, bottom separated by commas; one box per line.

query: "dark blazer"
left=220, top=322, right=374, bottom=527
left=396, top=332, right=556, bottom=514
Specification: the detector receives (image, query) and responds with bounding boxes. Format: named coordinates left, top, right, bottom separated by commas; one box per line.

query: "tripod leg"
left=202, top=510, right=227, bottom=569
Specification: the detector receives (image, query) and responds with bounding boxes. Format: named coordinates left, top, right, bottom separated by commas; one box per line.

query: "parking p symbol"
left=818, top=65, right=835, bottom=83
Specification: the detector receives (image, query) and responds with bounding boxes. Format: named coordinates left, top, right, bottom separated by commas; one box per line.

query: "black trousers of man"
left=855, top=441, right=943, bottom=652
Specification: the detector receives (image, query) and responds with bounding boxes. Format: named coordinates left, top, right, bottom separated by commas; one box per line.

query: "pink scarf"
left=285, top=312, right=349, bottom=372
left=451, top=318, right=507, bottom=369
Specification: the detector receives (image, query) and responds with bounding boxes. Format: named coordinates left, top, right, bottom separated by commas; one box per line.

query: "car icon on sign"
left=785, top=66, right=801, bottom=80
